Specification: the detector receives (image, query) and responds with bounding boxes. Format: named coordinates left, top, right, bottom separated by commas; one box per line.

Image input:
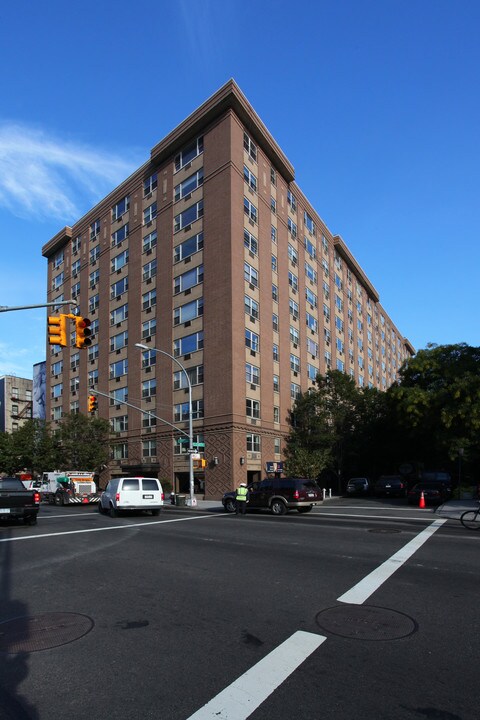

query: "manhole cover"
left=0, top=613, right=94, bottom=653
left=315, top=605, right=417, bottom=641
left=369, top=528, right=401, bottom=533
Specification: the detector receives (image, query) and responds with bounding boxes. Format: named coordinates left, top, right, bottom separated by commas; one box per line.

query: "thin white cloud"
left=0, top=123, right=138, bottom=221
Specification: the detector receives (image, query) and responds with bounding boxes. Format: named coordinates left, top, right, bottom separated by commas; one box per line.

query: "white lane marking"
left=337, top=518, right=447, bottom=604
left=0, top=514, right=228, bottom=543
left=314, top=511, right=436, bottom=521
left=186, top=630, right=326, bottom=720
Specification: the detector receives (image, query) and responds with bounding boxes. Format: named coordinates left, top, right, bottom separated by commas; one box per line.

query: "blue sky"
left=1, top=0, right=478, bottom=379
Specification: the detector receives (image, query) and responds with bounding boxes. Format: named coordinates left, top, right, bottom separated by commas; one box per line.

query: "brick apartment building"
left=0, top=376, right=33, bottom=433
left=42, top=79, right=414, bottom=498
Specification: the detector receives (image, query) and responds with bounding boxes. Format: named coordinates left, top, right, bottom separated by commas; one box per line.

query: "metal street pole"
left=135, top=343, right=195, bottom=507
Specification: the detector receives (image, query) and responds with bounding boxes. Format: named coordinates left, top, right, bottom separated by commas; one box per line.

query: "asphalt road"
left=0, top=498, right=478, bottom=720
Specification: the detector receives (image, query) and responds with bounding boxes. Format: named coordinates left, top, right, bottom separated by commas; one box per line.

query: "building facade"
left=0, top=376, right=33, bottom=433
left=42, top=80, right=414, bottom=498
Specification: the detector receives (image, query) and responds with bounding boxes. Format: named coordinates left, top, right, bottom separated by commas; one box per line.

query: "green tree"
left=57, top=413, right=110, bottom=470
left=388, top=343, right=480, bottom=481
left=8, top=419, right=62, bottom=475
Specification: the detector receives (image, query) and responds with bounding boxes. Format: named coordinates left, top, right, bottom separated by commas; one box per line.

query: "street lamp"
left=135, top=342, right=195, bottom=507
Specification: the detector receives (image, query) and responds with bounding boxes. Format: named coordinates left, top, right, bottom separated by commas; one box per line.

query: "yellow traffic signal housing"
left=88, top=395, right=98, bottom=413
left=48, top=314, right=68, bottom=347
left=75, top=316, right=92, bottom=348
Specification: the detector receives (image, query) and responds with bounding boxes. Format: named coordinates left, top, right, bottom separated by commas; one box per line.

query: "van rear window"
left=142, top=479, right=159, bottom=491
left=122, top=479, right=139, bottom=491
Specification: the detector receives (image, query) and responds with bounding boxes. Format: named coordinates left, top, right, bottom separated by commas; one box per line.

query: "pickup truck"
left=0, top=477, right=40, bottom=525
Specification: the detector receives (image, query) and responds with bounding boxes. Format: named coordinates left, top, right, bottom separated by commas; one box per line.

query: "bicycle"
left=460, top=503, right=480, bottom=530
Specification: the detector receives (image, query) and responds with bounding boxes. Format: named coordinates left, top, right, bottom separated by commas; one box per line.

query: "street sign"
left=177, top=438, right=189, bottom=444
left=192, top=442, right=205, bottom=448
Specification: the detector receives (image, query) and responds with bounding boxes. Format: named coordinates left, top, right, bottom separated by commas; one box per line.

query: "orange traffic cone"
left=419, top=491, right=426, bottom=509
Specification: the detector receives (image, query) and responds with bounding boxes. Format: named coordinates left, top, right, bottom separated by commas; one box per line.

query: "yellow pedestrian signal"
left=48, top=314, right=68, bottom=347
left=75, top=316, right=92, bottom=348
left=88, top=395, right=98, bottom=413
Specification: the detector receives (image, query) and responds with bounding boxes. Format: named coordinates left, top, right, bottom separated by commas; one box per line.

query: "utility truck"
left=40, top=471, right=100, bottom=506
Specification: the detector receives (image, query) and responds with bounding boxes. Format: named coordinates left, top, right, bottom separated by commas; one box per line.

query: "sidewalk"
left=435, top=498, right=479, bottom=520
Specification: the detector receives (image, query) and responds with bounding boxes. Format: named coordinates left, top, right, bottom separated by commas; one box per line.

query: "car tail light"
left=116, top=492, right=120, bottom=502
left=34, top=492, right=40, bottom=504
left=293, top=490, right=299, bottom=500
left=161, top=492, right=165, bottom=501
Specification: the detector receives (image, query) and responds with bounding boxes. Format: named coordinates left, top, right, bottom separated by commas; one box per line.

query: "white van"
left=99, top=477, right=164, bottom=517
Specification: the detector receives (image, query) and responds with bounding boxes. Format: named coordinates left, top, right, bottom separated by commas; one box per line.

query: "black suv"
left=374, top=475, right=408, bottom=498
left=222, top=477, right=322, bottom=515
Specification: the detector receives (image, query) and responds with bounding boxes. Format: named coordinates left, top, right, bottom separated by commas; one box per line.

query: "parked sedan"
left=346, top=478, right=371, bottom=495
left=374, top=476, right=408, bottom=498
left=407, top=482, right=450, bottom=506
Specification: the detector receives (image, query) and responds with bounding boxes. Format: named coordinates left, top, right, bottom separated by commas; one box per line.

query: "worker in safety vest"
left=235, top=482, right=248, bottom=515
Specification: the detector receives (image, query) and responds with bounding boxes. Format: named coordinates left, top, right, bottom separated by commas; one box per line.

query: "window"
left=174, top=232, right=203, bottom=262
left=290, top=354, right=300, bottom=373
left=70, top=352, right=80, bottom=371
left=90, top=245, right=100, bottom=265
left=141, top=349, right=156, bottom=369
left=142, top=289, right=157, bottom=310
left=273, top=344, right=279, bottom=362
left=143, top=259, right=157, bottom=281
left=307, top=337, right=319, bottom=357
left=70, top=377, right=79, bottom=393
left=336, top=338, right=344, bottom=354
left=245, top=295, right=259, bottom=319
left=110, top=386, right=127, bottom=405
left=53, top=250, right=64, bottom=269
left=271, top=255, right=277, bottom=272
left=90, top=219, right=100, bottom=240
left=173, top=365, right=203, bottom=389
left=245, top=329, right=259, bottom=352
left=243, top=197, right=257, bottom=223
left=323, top=303, right=330, bottom=322
left=246, top=399, right=260, bottom=419
left=88, top=344, right=99, bottom=362
left=335, top=316, right=344, bottom=332
left=288, top=272, right=298, bottom=293
left=174, top=265, right=204, bottom=293
left=270, top=168, right=277, bottom=186
left=305, top=237, right=316, bottom=259
left=143, top=230, right=157, bottom=253
left=272, top=313, right=279, bottom=332
left=175, top=168, right=204, bottom=201
left=243, top=165, right=257, bottom=192
left=306, top=288, right=317, bottom=308
left=110, top=359, right=128, bottom=379
left=144, top=172, right=157, bottom=196
left=71, top=259, right=81, bottom=276
left=112, top=443, right=128, bottom=460
left=246, top=433, right=260, bottom=452
left=244, top=229, right=258, bottom=255
left=290, top=325, right=299, bottom=345
left=143, top=203, right=157, bottom=225
left=112, top=196, right=130, bottom=221
left=52, top=272, right=64, bottom=290
left=112, top=223, right=129, bottom=247
left=289, top=298, right=299, bottom=320
left=244, top=262, right=258, bottom=288
left=143, top=413, right=157, bottom=429
left=273, top=406, right=280, bottom=423
left=111, top=250, right=129, bottom=272
left=305, top=261, right=317, bottom=284
left=270, top=197, right=276, bottom=214
left=174, top=331, right=204, bottom=356
left=246, top=363, right=260, bottom=385
left=71, top=236, right=81, bottom=254
left=271, top=225, right=277, bottom=244
left=291, top=383, right=301, bottom=400
left=174, top=200, right=204, bottom=232
left=142, top=379, right=156, bottom=398
left=111, top=277, right=128, bottom=299
left=142, top=439, right=157, bottom=458
left=90, top=269, right=100, bottom=288
left=174, top=298, right=203, bottom=324
left=111, top=415, right=128, bottom=432
left=307, top=363, right=317, bottom=381
left=71, top=282, right=80, bottom=299
left=287, top=190, right=297, bottom=212
left=142, top=318, right=156, bottom=338
left=274, top=438, right=281, bottom=454
left=52, top=360, right=63, bottom=375
left=288, top=244, right=298, bottom=265
left=110, top=304, right=128, bottom=325
left=272, top=284, right=278, bottom=302
left=273, top=375, right=279, bottom=393
left=89, top=294, right=99, bottom=314
left=175, top=136, right=203, bottom=172
left=304, top=210, right=316, bottom=235
left=175, top=399, right=203, bottom=421
left=110, top=331, right=128, bottom=352
left=243, top=132, right=257, bottom=161
left=52, top=382, right=63, bottom=398
left=288, top=218, right=297, bottom=238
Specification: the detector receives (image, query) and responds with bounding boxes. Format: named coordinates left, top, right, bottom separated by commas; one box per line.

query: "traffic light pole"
left=0, top=300, right=77, bottom=313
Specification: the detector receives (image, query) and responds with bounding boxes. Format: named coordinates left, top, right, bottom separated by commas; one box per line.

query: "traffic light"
left=48, top=314, right=68, bottom=347
left=75, top=316, right=92, bottom=348
left=88, top=395, right=98, bottom=413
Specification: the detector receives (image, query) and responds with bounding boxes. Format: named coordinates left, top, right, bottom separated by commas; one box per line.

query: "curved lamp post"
left=135, top=342, right=195, bottom=507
